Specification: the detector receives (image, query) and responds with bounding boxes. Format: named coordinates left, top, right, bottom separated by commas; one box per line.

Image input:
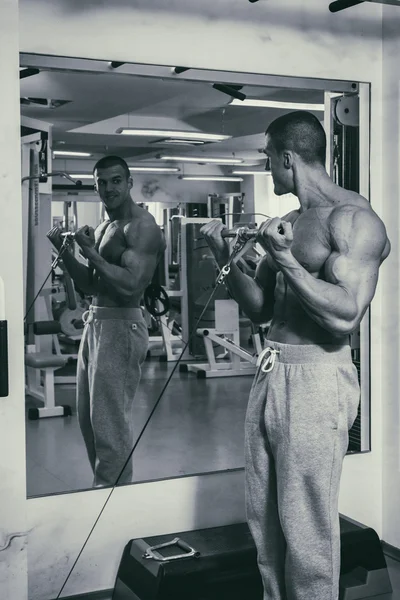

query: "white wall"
left=3, top=0, right=390, bottom=597
left=382, top=5, right=400, bottom=549
left=28, top=471, right=245, bottom=598
left=0, top=1, right=28, bottom=599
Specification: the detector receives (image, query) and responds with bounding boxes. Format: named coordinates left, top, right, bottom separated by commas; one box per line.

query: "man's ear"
left=283, top=151, right=293, bottom=170
left=128, top=176, right=133, bottom=190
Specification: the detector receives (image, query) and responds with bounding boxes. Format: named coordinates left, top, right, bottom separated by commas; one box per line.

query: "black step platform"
left=112, top=516, right=392, bottom=600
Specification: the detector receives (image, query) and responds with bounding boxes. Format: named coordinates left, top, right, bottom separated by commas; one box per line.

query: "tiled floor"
left=26, top=356, right=253, bottom=496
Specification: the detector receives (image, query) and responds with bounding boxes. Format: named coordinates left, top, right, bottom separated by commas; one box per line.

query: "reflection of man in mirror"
left=47, top=155, right=165, bottom=487
left=201, top=112, right=390, bottom=600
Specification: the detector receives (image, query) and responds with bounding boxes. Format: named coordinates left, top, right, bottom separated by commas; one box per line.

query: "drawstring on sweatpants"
left=82, top=308, right=93, bottom=325
left=257, top=347, right=280, bottom=373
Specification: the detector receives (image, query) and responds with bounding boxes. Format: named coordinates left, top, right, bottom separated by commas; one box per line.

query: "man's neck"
left=106, top=198, right=134, bottom=221
left=294, top=166, right=335, bottom=213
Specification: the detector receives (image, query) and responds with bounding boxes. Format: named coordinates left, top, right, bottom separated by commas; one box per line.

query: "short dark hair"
left=93, top=155, right=130, bottom=180
left=266, top=111, right=326, bottom=166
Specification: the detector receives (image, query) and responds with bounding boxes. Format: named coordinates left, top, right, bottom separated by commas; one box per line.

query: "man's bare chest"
left=290, top=211, right=332, bottom=274
left=95, top=221, right=128, bottom=264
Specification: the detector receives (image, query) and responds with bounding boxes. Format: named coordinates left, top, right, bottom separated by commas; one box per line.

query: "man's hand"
left=200, top=220, right=230, bottom=265
left=75, top=226, right=95, bottom=254
left=46, top=226, right=64, bottom=252
left=257, top=217, right=293, bottom=259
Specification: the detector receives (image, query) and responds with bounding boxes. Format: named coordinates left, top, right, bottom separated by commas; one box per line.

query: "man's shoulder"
left=124, top=210, right=163, bottom=250
left=329, top=198, right=382, bottom=231
left=124, top=207, right=158, bottom=232
left=328, top=200, right=388, bottom=257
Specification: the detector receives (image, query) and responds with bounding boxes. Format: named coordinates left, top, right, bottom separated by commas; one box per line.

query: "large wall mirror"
left=20, top=54, right=371, bottom=498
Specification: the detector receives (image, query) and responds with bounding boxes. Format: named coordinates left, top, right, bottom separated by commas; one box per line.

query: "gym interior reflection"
left=20, top=54, right=370, bottom=497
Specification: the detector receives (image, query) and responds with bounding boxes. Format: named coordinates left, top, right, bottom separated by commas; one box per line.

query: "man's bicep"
left=121, top=246, right=158, bottom=285
left=327, top=209, right=386, bottom=317
left=329, top=253, right=380, bottom=316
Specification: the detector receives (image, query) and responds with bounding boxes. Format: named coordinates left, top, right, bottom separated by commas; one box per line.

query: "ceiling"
left=19, top=56, right=326, bottom=168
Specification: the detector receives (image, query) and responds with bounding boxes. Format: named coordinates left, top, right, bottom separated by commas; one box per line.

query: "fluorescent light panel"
left=232, top=170, right=271, bottom=175
left=181, top=176, right=243, bottom=182
left=163, top=139, right=205, bottom=145
left=53, top=150, right=92, bottom=157
left=70, top=174, right=94, bottom=179
left=230, top=99, right=325, bottom=111
left=129, top=167, right=179, bottom=173
left=159, top=155, right=243, bottom=165
left=117, top=128, right=230, bottom=142
left=69, top=167, right=180, bottom=178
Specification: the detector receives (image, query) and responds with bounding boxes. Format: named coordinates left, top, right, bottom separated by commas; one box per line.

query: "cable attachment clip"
left=216, top=235, right=247, bottom=286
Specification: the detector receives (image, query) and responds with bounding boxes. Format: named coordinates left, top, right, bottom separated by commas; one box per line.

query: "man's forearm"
left=84, top=248, right=134, bottom=296
left=216, top=258, right=271, bottom=323
left=275, top=251, right=358, bottom=334
left=61, top=250, right=95, bottom=295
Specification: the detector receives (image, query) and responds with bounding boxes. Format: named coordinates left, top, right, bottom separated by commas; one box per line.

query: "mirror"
left=20, top=54, right=371, bottom=497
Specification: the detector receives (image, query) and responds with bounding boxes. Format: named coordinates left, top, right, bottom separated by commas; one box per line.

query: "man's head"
left=93, top=155, right=133, bottom=210
left=264, top=111, right=327, bottom=196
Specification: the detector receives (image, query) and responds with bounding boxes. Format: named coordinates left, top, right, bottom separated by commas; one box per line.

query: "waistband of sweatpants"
left=88, top=305, right=145, bottom=321
left=263, top=340, right=352, bottom=365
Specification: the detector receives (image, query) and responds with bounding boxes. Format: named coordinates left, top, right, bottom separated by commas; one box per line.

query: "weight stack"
left=112, top=517, right=392, bottom=600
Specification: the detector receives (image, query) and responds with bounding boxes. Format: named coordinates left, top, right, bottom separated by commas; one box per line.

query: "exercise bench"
left=25, top=320, right=72, bottom=420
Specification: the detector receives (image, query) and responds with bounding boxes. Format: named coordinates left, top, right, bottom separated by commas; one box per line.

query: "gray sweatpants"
left=245, top=341, right=360, bottom=600
left=77, top=306, right=148, bottom=487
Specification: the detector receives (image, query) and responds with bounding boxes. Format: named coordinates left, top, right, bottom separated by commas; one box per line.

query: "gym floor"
left=26, top=355, right=252, bottom=496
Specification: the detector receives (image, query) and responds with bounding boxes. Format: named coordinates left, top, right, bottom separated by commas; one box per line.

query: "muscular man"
left=47, top=155, right=165, bottom=487
left=201, top=111, right=390, bottom=600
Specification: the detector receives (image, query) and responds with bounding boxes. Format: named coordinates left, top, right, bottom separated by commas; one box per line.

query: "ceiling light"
left=162, top=139, right=206, bottom=145
left=180, top=176, right=243, bottom=182
left=159, top=155, right=243, bottom=165
left=69, top=174, right=94, bottom=179
left=229, top=99, right=325, bottom=111
left=53, top=151, right=92, bottom=157
left=116, top=128, right=230, bottom=142
left=232, top=170, right=272, bottom=175
left=128, top=167, right=180, bottom=173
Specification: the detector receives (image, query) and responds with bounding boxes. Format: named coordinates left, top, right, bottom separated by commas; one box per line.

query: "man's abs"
left=267, top=272, right=349, bottom=346
left=91, top=271, right=144, bottom=308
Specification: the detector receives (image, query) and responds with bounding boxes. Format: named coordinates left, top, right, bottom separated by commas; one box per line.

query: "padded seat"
left=25, top=353, right=67, bottom=369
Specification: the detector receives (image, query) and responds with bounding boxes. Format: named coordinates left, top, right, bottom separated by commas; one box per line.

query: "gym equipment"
left=112, top=516, right=392, bottom=600
left=180, top=299, right=264, bottom=378
left=21, top=126, right=83, bottom=411
left=340, top=515, right=392, bottom=599
left=112, top=523, right=262, bottom=600
left=221, top=226, right=259, bottom=239
left=25, top=316, right=71, bottom=420
left=180, top=222, right=267, bottom=377
left=178, top=217, right=254, bottom=360
left=156, top=217, right=218, bottom=361
left=207, top=192, right=244, bottom=229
